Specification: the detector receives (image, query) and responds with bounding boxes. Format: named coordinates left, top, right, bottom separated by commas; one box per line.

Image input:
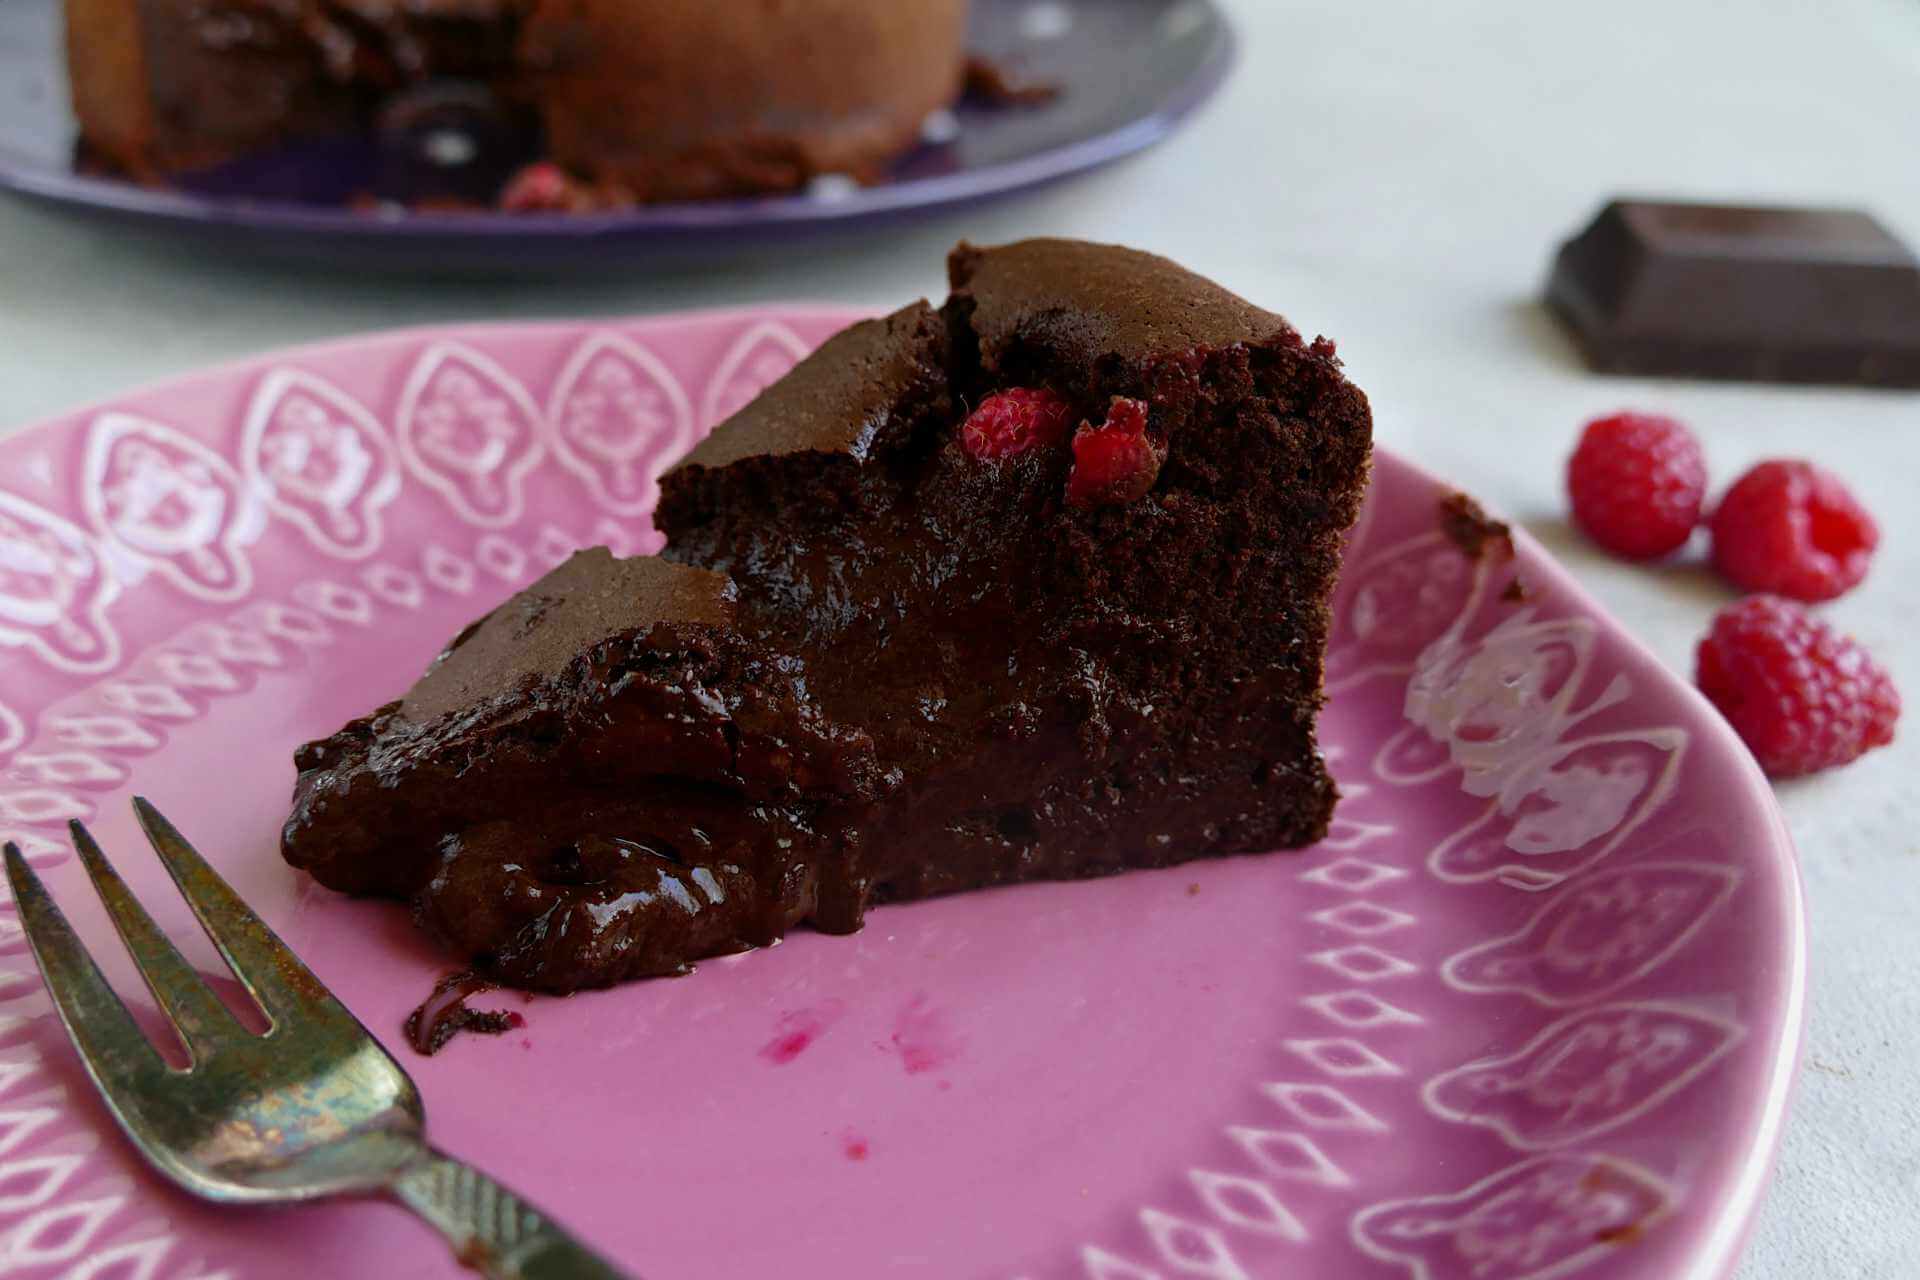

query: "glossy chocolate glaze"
left=282, top=239, right=1375, bottom=992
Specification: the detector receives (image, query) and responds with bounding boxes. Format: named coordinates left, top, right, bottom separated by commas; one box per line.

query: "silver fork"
left=2, top=798, right=633, bottom=1280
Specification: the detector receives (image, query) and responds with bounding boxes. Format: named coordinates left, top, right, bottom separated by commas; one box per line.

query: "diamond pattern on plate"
left=98, top=682, right=194, bottom=721
left=55, top=1231, right=174, bottom=1280
left=0, top=790, right=91, bottom=826
left=1317, top=818, right=1399, bottom=852
left=1261, top=1083, right=1388, bottom=1133
left=8, top=753, right=125, bottom=790
left=1140, top=1208, right=1249, bottom=1279
left=3, top=1189, right=128, bottom=1269
left=291, top=581, right=373, bottom=628
left=0, top=1149, right=88, bottom=1213
left=1301, top=990, right=1424, bottom=1030
left=1188, top=1171, right=1306, bottom=1242
left=422, top=544, right=477, bottom=595
left=1080, top=1246, right=1161, bottom=1280
left=1284, top=1038, right=1403, bottom=1079
left=1225, top=1127, right=1351, bottom=1189
left=475, top=533, right=528, bottom=583
left=191, top=622, right=284, bottom=669
left=360, top=564, right=425, bottom=610
left=253, top=604, right=332, bottom=649
left=152, top=651, right=240, bottom=695
left=1307, top=945, right=1418, bottom=983
left=1298, top=858, right=1408, bottom=893
left=1309, top=902, right=1416, bottom=937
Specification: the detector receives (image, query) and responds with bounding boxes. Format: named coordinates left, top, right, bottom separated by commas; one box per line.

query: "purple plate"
left=0, top=0, right=1234, bottom=273
left=0, top=306, right=1804, bottom=1278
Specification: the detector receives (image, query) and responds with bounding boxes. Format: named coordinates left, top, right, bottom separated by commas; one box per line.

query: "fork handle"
left=390, top=1148, right=635, bottom=1280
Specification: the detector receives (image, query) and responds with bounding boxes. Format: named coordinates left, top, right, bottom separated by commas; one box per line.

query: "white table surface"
left=2, top=1, right=1916, bottom=1275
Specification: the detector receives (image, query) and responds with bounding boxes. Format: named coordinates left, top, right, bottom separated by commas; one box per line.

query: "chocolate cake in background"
left=64, top=0, right=970, bottom=203
left=520, top=1, right=970, bottom=203
left=281, top=238, right=1375, bottom=992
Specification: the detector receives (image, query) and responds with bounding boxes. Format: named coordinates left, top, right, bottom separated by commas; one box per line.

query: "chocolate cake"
left=64, top=0, right=969, bottom=202
left=281, top=239, right=1374, bottom=992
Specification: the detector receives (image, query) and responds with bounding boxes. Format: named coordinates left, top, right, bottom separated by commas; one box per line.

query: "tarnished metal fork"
left=3, top=798, right=632, bottom=1279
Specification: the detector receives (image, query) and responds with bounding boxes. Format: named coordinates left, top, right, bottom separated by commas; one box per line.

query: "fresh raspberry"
left=959, top=388, right=1075, bottom=460
left=498, top=161, right=572, bottom=212
left=1709, top=460, right=1878, bottom=602
left=1566, top=412, right=1707, bottom=559
left=1696, top=595, right=1899, bottom=776
left=1066, top=397, right=1164, bottom=507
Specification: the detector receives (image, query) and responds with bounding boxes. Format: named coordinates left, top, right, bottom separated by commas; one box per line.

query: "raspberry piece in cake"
left=960, top=387, right=1076, bottom=460
left=1067, top=397, right=1164, bottom=507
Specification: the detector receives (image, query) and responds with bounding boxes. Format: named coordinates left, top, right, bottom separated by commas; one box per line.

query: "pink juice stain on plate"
left=888, top=992, right=963, bottom=1076
left=758, top=998, right=847, bottom=1065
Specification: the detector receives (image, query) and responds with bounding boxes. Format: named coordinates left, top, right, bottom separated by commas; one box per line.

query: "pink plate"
left=0, top=307, right=1803, bottom=1279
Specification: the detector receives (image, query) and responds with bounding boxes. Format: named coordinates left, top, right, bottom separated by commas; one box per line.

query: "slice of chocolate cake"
left=281, top=239, right=1374, bottom=992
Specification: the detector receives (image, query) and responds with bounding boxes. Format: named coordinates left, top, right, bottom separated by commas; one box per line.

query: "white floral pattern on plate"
left=700, top=319, right=811, bottom=428
left=1443, top=861, right=1742, bottom=1006
left=396, top=342, right=546, bottom=528
left=240, top=367, right=401, bottom=561
left=84, top=412, right=260, bottom=603
left=0, top=489, right=120, bottom=674
left=544, top=331, right=695, bottom=517
left=1424, top=1001, right=1746, bottom=1151
left=1352, top=1153, right=1674, bottom=1280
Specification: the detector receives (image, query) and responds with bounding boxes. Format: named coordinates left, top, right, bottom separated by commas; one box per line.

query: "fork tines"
left=3, top=798, right=349, bottom=1077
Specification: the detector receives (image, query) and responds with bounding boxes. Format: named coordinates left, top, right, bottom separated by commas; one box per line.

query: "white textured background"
left=1, top=2, right=1916, bottom=1275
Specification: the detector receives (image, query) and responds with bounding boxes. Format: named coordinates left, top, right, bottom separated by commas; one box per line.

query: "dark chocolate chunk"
left=1546, top=200, right=1920, bottom=386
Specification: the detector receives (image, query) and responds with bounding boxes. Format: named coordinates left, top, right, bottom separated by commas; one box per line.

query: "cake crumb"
left=1501, top=577, right=1528, bottom=602
left=1186, top=882, right=1201, bottom=896
left=403, top=970, right=525, bottom=1056
left=1439, top=492, right=1514, bottom=560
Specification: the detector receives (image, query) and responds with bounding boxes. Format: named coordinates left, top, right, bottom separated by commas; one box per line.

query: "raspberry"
left=498, top=161, right=573, bottom=212
left=1696, top=595, right=1899, bottom=776
left=1066, top=397, right=1163, bottom=508
left=960, top=388, right=1075, bottom=460
left=1709, top=460, right=1878, bottom=602
left=1566, top=412, right=1707, bottom=559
